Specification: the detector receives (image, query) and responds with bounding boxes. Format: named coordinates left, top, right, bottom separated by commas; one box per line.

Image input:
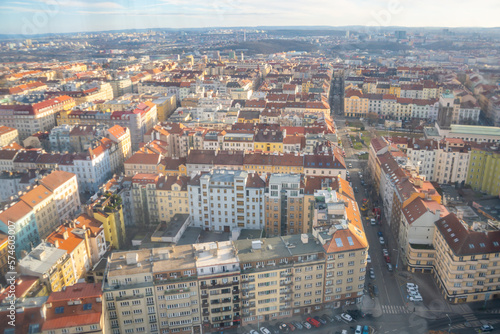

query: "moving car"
left=480, top=324, right=494, bottom=332
left=379, top=236, right=385, bottom=245
left=340, top=313, right=353, bottom=322
left=369, top=268, right=375, bottom=279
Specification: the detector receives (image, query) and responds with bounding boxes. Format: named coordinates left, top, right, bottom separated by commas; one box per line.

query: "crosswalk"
left=381, top=305, right=411, bottom=314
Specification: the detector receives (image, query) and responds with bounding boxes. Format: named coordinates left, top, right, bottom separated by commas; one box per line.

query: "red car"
left=287, top=323, right=295, bottom=331
left=385, top=255, right=391, bottom=263
left=306, top=317, right=321, bottom=328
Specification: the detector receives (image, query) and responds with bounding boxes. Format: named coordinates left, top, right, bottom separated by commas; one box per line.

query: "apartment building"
left=88, top=192, right=126, bottom=250
left=39, top=170, right=81, bottom=222
left=19, top=184, right=57, bottom=239
left=264, top=174, right=305, bottom=237
left=18, top=242, right=76, bottom=292
left=467, top=147, right=500, bottom=196
left=433, top=213, right=500, bottom=303
left=42, top=283, right=105, bottom=334
left=235, top=234, right=326, bottom=325
left=189, top=169, right=265, bottom=232
left=433, top=138, right=471, bottom=184
left=124, top=153, right=161, bottom=176
left=0, top=126, right=19, bottom=147
left=0, top=96, right=75, bottom=140
left=0, top=200, right=40, bottom=258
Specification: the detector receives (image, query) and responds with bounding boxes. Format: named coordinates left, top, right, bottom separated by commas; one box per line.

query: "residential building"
left=88, top=192, right=126, bottom=250
left=42, top=283, right=105, bottom=334
left=19, top=184, right=57, bottom=239
left=18, top=242, right=76, bottom=292
left=0, top=126, right=19, bottom=147
left=0, top=232, right=8, bottom=284
left=124, top=153, right=161, bottom=176
left=254, top=129, right=284, bottom=153
left=265, top=174, right=305, bottom=237
left=189, top=169, right=265, bottom=232
left=433, top=138, right=471, bottom=184
left=0, top=200, right=40, bottom=258
left=0, top=96, right=75, bottom=140
left=467, top=147, right=500, bottom=196
left=39, top=170, right=81, bottom=222
left=433, top=213, right=500, bottom=303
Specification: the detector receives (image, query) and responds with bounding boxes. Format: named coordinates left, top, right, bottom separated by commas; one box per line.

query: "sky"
left=0, top=0, right=499, bottom=36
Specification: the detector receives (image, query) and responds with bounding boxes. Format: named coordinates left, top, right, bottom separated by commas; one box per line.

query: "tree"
left=367, top=112, right=379, bottom=126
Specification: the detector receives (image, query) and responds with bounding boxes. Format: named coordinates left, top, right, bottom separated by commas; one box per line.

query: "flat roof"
left=450, top=124, right=500, bottom=136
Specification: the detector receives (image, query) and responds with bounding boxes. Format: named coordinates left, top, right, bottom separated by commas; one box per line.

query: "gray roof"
left=18, top=243, right=67, bottom=275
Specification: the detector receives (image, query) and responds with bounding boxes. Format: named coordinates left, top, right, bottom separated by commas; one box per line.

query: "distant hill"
left=213, top=39, right=318, bottom=54
left=266, top=29, right=345, bottom=37
left=332, top=42, right=411, bottom=52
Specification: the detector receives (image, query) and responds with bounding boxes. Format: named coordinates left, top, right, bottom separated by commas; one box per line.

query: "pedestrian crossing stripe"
left=381, top=305, right=411, bottom=314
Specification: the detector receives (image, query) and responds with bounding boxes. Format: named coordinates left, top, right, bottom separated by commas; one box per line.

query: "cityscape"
left=0, top=3, right=500, bottom=334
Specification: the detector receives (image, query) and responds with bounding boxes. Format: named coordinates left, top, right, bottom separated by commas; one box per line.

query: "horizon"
left=1, top=0, right=500, bottom=36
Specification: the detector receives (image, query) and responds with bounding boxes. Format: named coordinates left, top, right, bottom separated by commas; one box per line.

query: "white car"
left=348, top=163, right=353, bottom=168
left=406, top=283, right=418, bottom=289
left=341, top=313, right=353, bottom=322
left=250, top=331, right=259, bottom=334
left=260, top=327, right=271, bottom=334
left=407, top=289, right=419, bottom=296
left=379, top=237, right=385, bottom=245
left=409, top=295, right=423, bottom=302
left=367, top=254, right=371, bottom=263
left=302, top=321, right=312, bottom=329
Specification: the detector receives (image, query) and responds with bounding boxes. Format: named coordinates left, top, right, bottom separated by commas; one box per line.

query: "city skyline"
left=1, top=0, right=500, bottom=35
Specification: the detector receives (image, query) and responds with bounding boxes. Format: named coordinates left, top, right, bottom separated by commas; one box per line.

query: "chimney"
left=63, top=230, right=69, bottom=240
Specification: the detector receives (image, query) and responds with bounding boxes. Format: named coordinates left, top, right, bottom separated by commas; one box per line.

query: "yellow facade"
left=254, top=142, right=283, bottom=153
left=49, top=256, right=76, bottom=292
left=243, top=164, right=303, bottom=175
left=158, top=163, right=187, bottom=176
left=157, top=184, right=190, bottom=222
left=389, top=86, right=401, bottom=97
left=344, top=95, right=369, bottom=118
left=91, top=194, right=126, bottom=250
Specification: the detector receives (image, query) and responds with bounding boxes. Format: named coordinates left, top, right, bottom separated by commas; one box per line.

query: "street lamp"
left=446, top=313, right=451, bottom=334
left=393, top=248, right=400, bottom=270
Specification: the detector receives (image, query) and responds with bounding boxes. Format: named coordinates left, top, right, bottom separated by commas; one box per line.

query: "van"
left=306, top=317, right=321, bottom=328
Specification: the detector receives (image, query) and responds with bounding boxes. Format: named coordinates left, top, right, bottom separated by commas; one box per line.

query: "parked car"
left=409, top=295, right=423, bottom=302
left=406, top=283, right=418, bottom=290
left=278, top=323, right=289, bottom=332
left=302, top=321, right=312, bottom=329
left=306, top=317, right=321, bottom=328
left=377, top=231, right=383, bottom=237
left=382, top=249, right=389, bottom=256
left=348, top=163, right=353, bottom=168
left=379, top=237, right=385, bottom=245
left=355, top=325, right=362, bottom=334
left=334, top=315, right=342, bottom=323
left=314, top=315, right=327, bottom=325
left=269, top=326, right=280, bottom=334
left=287, top=323, right=295, bottom=331
left=354, top=186, right=359, bottom=193
left=387, top=263, right=393, bottom=272
left=260, top=328, right=272, bottom=334
left=250, top=330, right=260, bottom=334
left=373, top=285, right=379, bottom=296
left=340, top=313, right=353, bottom=322
left=369, top=268, right=375, bottom=279
left=385, top=255, right=391, bottom=263
left=367, top=254, right=371, bottom=263
left=291, top=322, right=303, bottom=330
left=362, top=325, right=370, bottom=334
left=370, top=218, right=376, bottom=226
left=321, top=314, right=334, bottom=323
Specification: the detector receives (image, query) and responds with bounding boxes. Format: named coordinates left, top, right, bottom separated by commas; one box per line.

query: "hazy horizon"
left=1, top=0, right=500, bottom=36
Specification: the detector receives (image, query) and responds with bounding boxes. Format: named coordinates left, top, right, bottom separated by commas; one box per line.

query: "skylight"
left=347, top=237, right=354, bottom=246
left=335, top=238, right=343, bottom=247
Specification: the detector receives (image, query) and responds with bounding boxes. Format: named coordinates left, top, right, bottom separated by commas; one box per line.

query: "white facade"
left=188, top=169, right=265, bottom=231
left=433, top=148, right=470, bottom=184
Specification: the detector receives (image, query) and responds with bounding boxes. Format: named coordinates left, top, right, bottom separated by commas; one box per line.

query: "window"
left=83, top=303, right=92, bottom=310
left=55, top=307, right=64, bottom=314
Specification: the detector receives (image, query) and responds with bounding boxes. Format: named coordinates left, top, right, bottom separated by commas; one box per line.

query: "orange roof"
left=46, top=226, right=85, bottom=254
left=107, top=125, right=128, bottom=140
left=0, top=201, right=33, bottom=223
left=42, top=312, right=102, bottom=330
left=39, top=170, right=75, bottom=191
left=20, top=184, right=53, bottom=208
left=0, top=126, right=17, bottom=136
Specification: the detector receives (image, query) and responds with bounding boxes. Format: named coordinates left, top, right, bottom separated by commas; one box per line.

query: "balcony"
left=202, top=302, right=209, bottom=308
left=280, top=289, right=291, bottom=294
left=232, top=288, right=239, bottom=295
left=233, top=296, right=240, bottom=303
left=164, top=287, right=190, bottom=295
left=280, top=272, right=293, bottom=278
left=280, top=280, right=292, bottom=286
left=116, top=293, right=144, bottom=301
